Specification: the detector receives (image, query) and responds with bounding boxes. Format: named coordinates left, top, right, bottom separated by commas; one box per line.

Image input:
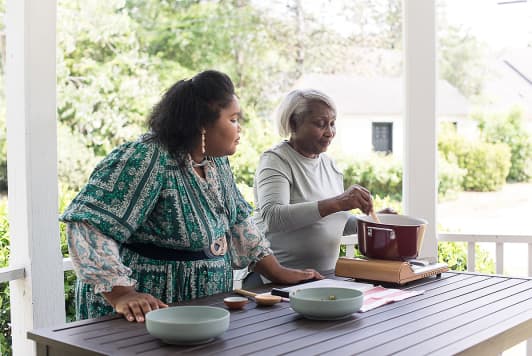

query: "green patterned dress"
left=61, top=138, right=271, bottom=320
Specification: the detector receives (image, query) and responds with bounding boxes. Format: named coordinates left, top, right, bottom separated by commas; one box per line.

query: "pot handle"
left=367, top=227, right=396, bottom=240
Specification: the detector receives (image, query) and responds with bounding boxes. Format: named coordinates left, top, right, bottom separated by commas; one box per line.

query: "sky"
left=444, top=0, right=531, bottom=50
left=258, top=0, right=531, bottom=51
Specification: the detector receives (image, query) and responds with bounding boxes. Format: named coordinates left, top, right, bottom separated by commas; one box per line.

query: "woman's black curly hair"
left=146, top=70, right=235, bottom=163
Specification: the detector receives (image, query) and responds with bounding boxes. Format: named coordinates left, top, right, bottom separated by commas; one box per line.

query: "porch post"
left=5, top=0, right=64, bottom=355
left=403, top=0, right=438, bottom=261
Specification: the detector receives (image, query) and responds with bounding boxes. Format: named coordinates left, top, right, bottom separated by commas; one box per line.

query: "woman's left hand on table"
left=102, top=286, right=168, bottom=323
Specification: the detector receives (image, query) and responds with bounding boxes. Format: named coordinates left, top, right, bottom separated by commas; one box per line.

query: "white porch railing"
left=438, top=233, right=532, bottom=277
left=3, top=233, right=531, bottom=287
left=0, top=259, right=72, bottom=284
left=340, top=234, right=358, bottom=259
left=0, top=265, right=24, bottom=284
left=341, top=233, right=532, bottom=277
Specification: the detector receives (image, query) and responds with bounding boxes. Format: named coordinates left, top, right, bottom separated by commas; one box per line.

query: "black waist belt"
left=124, top=243, right=223, bottom=261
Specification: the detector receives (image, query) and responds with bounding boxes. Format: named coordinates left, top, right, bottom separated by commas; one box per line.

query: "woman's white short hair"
left=275, top=89, right=336, bottom=137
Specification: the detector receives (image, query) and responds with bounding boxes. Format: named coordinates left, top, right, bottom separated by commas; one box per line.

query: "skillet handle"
left=367, top=227, right=396, bottom=240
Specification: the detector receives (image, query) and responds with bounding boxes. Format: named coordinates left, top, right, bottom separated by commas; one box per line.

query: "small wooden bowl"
left=223, top=297, right=248, bottom=310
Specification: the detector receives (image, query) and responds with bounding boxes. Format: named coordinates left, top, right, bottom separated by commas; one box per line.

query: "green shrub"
left=64, top=271, right=77, bottom=323
left=438, top=241, right=495, bottom=273
left=338, top=153, right=403, bottom=201
left=0, top=282, right=9, bottom=356
left=439, top=123, right=511, bottom=191
left=337, top=152, right=465, bottom=202
left=459, top=142, right=511, bottom=191
left=0, top=202, right=8, bottom=268
left=476, top=108, right=532, bottom=182
left=438, top=152, right=466, bottom=201
left=438, top=122, right=467, bottom=160
left=0, top=200, right=11, bottom=355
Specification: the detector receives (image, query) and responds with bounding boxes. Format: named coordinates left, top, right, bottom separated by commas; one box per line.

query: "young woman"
left=61, top=70, right=322, bottom=323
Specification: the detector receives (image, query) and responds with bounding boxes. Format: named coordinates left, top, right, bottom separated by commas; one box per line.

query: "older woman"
left=253, top=89, right=384, bottom=275
left=61, top=71, right=322, bottom=323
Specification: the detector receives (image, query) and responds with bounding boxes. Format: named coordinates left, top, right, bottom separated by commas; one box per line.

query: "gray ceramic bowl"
left=145, top=306, right=230, bottom=345
left=289, top=287, right=364, bottom=320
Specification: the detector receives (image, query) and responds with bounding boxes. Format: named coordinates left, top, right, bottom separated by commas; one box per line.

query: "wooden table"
left=28, top=271, right=532, bottom=356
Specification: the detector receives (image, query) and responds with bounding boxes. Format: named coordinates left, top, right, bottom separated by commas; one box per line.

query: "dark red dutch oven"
left=356, top=214, right=427, bottom=260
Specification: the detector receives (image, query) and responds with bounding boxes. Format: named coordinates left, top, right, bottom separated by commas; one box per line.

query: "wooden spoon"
left=233, top=289, right=282, bottom=306
left=369, top=209, right=382, bottom=224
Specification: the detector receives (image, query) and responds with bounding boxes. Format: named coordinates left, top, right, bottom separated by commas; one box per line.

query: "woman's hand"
left=342, top=184, right=373, bottom=214
left=253, top=255, right=324, bottom=285
left=336, top=184, right=373, bottom=214
left=319, top=184, right=373, bottom=216
left=102, top=286, right=168, bottom=323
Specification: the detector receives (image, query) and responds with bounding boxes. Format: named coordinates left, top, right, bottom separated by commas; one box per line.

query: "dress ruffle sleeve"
left=67, top=221, right=136, bottom=293
left=229, top=216, right=272, bottom=269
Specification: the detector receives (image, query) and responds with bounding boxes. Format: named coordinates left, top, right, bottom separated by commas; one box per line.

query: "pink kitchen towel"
left=359, top=286, right=424, bottom=312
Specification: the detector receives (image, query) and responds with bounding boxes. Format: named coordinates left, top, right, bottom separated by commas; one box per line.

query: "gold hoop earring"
left=201, top=129, right=206, bottom=156
left=192, top=129, right=208, bottom=168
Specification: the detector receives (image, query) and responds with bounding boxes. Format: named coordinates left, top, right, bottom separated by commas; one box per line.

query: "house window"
left=372, top=122, right=393, bottom=153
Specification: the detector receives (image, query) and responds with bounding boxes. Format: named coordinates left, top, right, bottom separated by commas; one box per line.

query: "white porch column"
left=403, top=0, right=438, bottom=261
left=5, top=0, right=63, bottom=355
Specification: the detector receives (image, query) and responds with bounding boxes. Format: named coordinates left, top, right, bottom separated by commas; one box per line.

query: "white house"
left=293, top=74, right=474, bottom=159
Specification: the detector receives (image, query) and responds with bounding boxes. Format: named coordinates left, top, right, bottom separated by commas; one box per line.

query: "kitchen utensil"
left=357, top=213, right=427, bottom=260
left=145, top=306, right=229, bottom=345
left=271, top=288, right=290, bottom=298
left=223, top=296, right=248, bottom=310
left=369, top=209, right=381, bottom=224
left=233, top=289, right=282, bottom=306
left=289, top=287, right=363, bottom=320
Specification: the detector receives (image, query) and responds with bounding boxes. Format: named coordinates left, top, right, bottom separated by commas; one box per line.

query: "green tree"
left=124, top=0, right=297, bottom=114
left=341, top=0, right=402, bottom=50
left=57, top=0, right=161, bottom=157
left=438, top=24, right=490, bottom=99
